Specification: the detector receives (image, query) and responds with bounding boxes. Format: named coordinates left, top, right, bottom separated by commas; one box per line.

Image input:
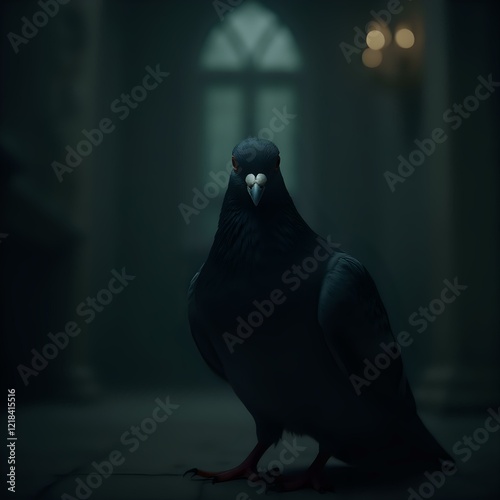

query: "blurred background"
left=1, top=0, right=499, bottom=499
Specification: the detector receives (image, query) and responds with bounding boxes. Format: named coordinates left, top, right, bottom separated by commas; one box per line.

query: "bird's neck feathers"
left=207, top=187, right=316, bottom=270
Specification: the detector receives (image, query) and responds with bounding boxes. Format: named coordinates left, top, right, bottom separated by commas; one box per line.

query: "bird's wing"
left=188, top=267, right=226, bottom=380
left=317, top=254, right=455, bottom=464
left=318, top=253, right=414, bottom=409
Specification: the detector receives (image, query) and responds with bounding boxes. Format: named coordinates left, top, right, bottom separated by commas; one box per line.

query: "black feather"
left=188, top=137, right=452, bottom=467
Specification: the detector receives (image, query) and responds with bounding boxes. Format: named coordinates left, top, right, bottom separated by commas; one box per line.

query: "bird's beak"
left=248, top=184, right=264, bottom=206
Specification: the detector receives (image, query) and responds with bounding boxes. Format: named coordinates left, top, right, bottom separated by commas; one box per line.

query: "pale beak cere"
left=245, top=173, right=267, bottom=206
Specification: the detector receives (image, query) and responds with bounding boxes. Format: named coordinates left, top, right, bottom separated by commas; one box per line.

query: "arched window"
left=196, top=2, right=302, bottom=240
left=201, top=2, right=301, bottom=71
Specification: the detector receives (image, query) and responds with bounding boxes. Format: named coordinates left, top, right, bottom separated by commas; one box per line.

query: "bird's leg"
left=184, top=441, right=270, bottom=483
left=271, top=449, right=333, bottom=492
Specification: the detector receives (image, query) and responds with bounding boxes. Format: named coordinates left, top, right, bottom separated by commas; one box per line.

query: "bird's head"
left=229, top=137, right=284, bottom=208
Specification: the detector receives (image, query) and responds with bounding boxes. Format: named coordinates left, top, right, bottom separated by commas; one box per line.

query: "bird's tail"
left=381, top=411, right=454, bottom=471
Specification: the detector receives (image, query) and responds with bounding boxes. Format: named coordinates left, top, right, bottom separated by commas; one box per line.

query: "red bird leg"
left=272, top=449, right=333, bottom=492
left=184, top=441, right=271, bottom=483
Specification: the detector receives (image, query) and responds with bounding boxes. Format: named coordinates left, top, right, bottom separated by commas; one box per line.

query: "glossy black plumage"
left=188, top=138, right=451, bottom=471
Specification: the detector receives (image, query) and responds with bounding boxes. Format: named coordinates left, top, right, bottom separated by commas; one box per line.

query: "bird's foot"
left=184, top=465, right=256, bottom=483
left=184, top=441, right=271, bottom=484
left=269, top=470, right=334, bottom=493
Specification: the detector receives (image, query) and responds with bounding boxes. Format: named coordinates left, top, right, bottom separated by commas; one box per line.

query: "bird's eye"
left=275, top=156, right=281, bottom=170
left=231, top=156, right=239, bottom=172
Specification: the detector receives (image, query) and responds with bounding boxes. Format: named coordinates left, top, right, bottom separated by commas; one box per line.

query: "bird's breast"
left=196, top=255, right=327, bottom=339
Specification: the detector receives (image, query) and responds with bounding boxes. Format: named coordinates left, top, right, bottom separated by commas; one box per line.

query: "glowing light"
left=366, top=30, right=385, bottom=50
left=395, top=28, right=415, bottom=49
left=362, top=48, right=383, bottom=68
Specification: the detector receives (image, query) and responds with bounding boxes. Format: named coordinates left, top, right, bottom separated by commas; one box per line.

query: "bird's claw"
left=183, top=468, right=197, bottom=479
left=268, top=466, right=281, bottom=476
left=183, top=468, right=214, bottom=481
left=184, top=465, right=256, bottom=483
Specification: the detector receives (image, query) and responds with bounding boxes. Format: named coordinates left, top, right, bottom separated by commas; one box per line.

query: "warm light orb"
left=362, top=48, right=383, bottom=68
left=366, top=30, right=385, bottom=50
left=395, top=28, right=415, bottom=49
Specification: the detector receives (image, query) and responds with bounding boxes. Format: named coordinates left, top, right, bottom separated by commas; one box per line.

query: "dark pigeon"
left=186, top=138, right=453, bottom=491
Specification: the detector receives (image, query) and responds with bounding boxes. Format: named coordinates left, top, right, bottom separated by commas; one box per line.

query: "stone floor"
left=11, top=386, right=500, bottom=500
